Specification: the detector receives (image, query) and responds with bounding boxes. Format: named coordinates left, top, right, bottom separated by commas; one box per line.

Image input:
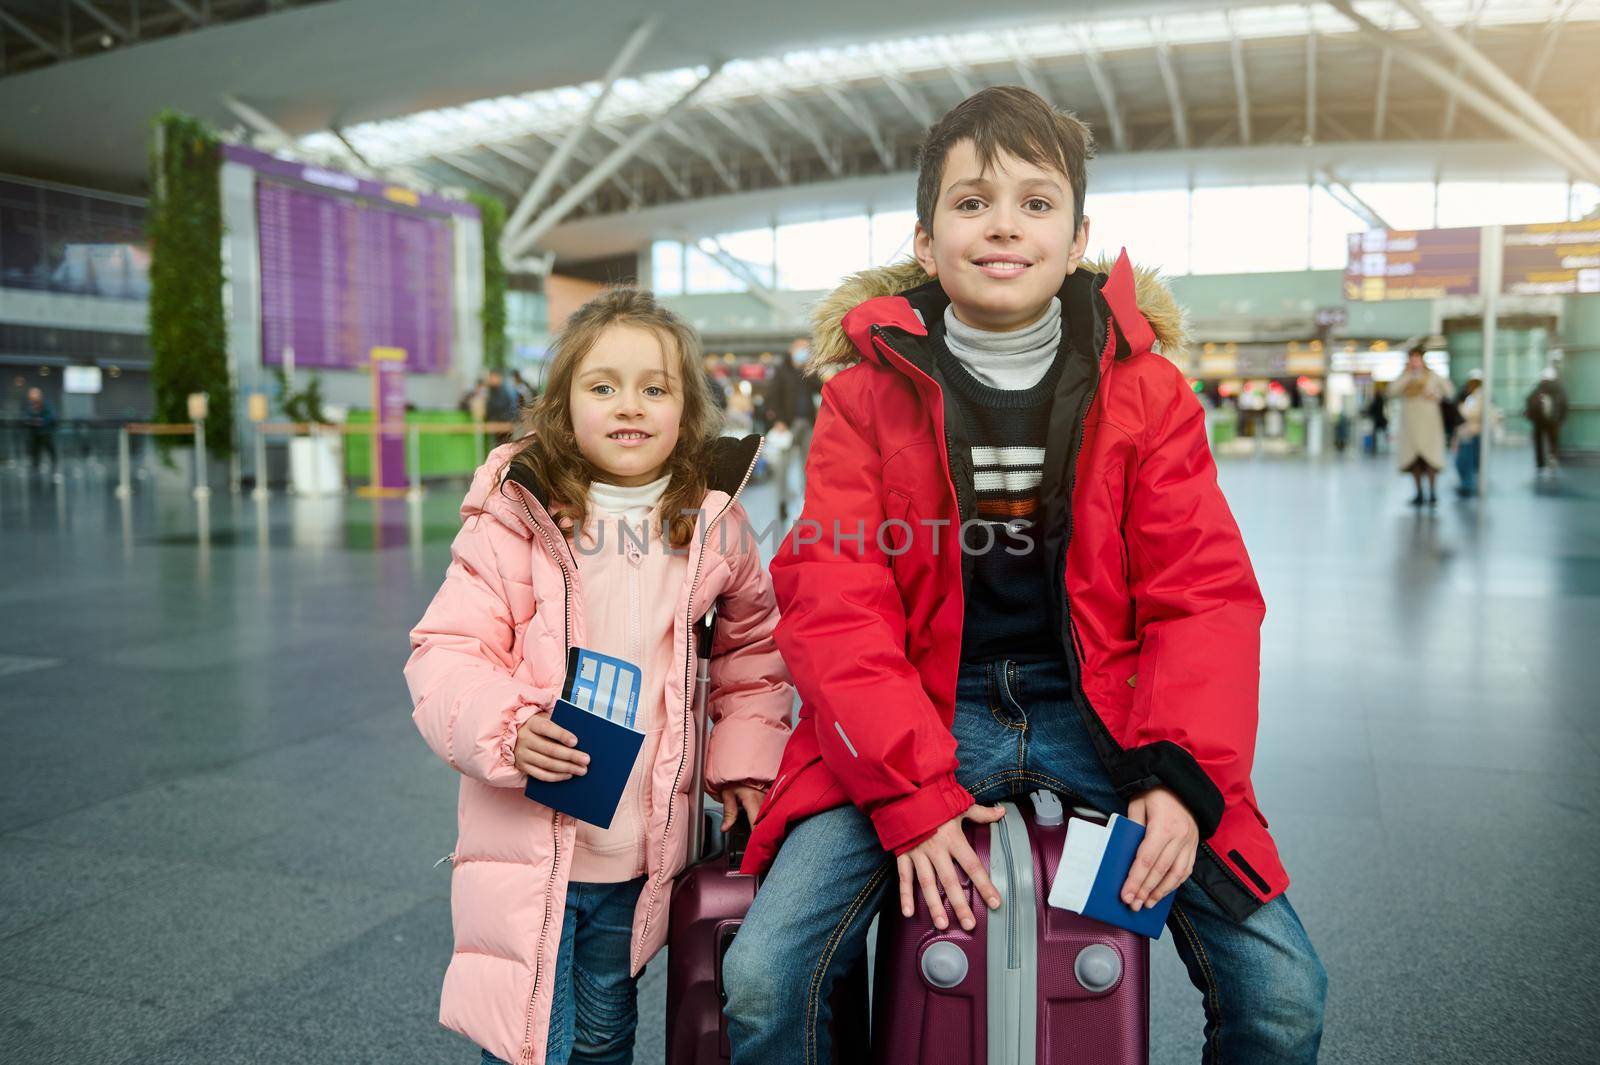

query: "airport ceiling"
left=2, top=0, right=1598, bottom=261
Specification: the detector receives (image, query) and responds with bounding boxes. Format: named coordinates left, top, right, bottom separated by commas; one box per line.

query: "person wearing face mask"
left=763, top=337, right=821, bottom=521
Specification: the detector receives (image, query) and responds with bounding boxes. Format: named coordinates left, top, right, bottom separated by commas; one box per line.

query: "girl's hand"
left=514, top=714, right=590, bottom=782
left=1122, top=786, right=1198, bottom=912
left=721, top=784, right=768, bottom=831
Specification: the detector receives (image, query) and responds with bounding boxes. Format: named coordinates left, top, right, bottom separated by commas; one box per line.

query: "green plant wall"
left=147, top=111, right=234, bottom=456
left=470, top=191, right=508, bottom=371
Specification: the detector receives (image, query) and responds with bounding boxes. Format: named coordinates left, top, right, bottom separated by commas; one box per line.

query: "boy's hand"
left=720, top=784, right=767, bottom=831
left=896, top=804, right=1006, bottom=932
left=1122, top=786, right=1198, bottom=912
left=514, top=714, right=590, bottom=782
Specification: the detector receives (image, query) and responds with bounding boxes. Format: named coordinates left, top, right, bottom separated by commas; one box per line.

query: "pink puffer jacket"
left=405, top=435, right=793, bottom=1065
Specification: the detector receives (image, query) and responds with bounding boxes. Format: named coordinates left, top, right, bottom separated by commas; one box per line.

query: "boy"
left=723, top=87, right=1326, bottom=1063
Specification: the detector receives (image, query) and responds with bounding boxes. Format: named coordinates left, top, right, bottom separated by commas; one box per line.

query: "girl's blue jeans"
left=481, top=876, right=646, bottom=1065
left=722, top=658, right=1327, bottom=1065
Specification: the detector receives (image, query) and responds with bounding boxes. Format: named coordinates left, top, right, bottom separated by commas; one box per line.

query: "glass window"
left=0, top=179, right=148, bottom=299
left=1086, top=189, right=1191, bottom=276
left=1190, top=184, right=1310, bottom=275
left=712, top=226, right=776, bottom=288
left=650, top=239, right=684, bottom=296
left=869, top=209, right=918, bottom=266
left=775, top=215, right=870, bottom=291
left=1309, top=185, right=1366, bottom=270
left=1572, top=183, right=1600, bottom=221
left=1436, top=181, right=1570, bottom=228
left=1344, top=183, right=1436, bottom=231
left=684, top=244, right=743, bottom=294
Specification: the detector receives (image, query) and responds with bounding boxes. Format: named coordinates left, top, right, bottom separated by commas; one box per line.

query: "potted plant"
left=275, top=369, right=342, bottom=496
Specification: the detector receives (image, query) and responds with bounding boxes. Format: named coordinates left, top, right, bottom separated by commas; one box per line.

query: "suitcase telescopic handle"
left=687, top=611, right=717, bottom=864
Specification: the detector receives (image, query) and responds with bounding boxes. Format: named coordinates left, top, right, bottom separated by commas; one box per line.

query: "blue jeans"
left=1456, top=435, right=1480, bottom=494
left=481, top=877, right=646, bottom=1065
left=723, top=658, right=1327, bottom=1065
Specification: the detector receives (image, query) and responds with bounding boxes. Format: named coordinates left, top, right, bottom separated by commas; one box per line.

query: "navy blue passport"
left=1047, top=812, right=1174, bottom=939
left=522, top=649, right=646, bottom=829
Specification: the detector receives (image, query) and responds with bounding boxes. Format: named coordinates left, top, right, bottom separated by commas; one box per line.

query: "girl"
left=405, top=287, right=793, bottom=1065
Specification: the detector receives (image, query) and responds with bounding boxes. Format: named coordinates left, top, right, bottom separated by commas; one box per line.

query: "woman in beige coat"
left=1392, top=345, right=1449, bottom=506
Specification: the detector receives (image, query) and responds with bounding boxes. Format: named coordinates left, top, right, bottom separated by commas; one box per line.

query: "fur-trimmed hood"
left=805, top=253, right=1187, bottom=376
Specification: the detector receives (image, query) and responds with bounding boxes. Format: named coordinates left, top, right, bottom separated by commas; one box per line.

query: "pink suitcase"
left=871, top=790, right=1149, bottom=1064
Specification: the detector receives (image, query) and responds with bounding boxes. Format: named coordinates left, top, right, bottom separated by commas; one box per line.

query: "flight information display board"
left=1502, top=219, right=1600, bottom=295
left=1344, top=227, right=1481, bottom=301
left=224, top=145, right=477, bottom=373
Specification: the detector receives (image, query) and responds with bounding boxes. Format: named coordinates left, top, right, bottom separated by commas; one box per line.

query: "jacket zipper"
left=514, top=487, right=575, bottom=1065
left=872, top=310, right=1127, bottom=783
left=632, top=441, right=764, bottom=972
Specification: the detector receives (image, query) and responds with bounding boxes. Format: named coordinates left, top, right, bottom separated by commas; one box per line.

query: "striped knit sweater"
left=934, top=306, right=1065, bottom=662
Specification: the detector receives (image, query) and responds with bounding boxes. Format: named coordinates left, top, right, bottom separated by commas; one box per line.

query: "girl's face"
left=569, top=325, right=684, bottom=486
left=1407, top=352, right=1425, bottom=372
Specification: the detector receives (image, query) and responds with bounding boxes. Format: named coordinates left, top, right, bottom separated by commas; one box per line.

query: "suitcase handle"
left=725, top=808, right=752, bottom=868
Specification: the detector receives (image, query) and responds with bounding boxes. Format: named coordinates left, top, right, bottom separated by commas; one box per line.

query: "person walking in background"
left=1524, top=367, right=1568, bottom=477
left=23, top=387, right=58, bottom=477
left=1453, top=371, right=1486, bottom=498
left=702, top=353, right=728, bottom=412
left=1393, top=346, right=1449, bottom=507
left=1365, top=383, right=1389, bottom=455
left=763, top=338, right=820, bottom=522
left=482, top=369, right=518, bottom=426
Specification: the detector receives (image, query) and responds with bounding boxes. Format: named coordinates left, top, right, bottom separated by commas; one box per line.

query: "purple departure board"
left=248, top=156, right=462, bottom=373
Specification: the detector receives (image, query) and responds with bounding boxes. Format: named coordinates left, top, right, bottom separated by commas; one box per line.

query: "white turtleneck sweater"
left=943, top=297, right=1062, bottom=391
left=571, top=471, right=682, bottom=882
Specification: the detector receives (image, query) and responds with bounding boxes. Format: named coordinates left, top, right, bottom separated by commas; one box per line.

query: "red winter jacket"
left=743, top=251, right=1287, bottom=920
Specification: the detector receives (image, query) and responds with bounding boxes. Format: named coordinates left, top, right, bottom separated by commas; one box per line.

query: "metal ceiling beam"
left=1373, top=44, right=1393, bottom=139
left=1388, top=0, right=1600, bottom=180
left=1316, top=169, right=1392, bottom=230
left=1075, top=28, right=1127, bottom=152
left=506, top=63, right=722, bottom=259
left=1004, top=31, right=1053, bottom=105
left=491, top=136, right=636, bottom=202
left=501, top=18, right=657, bottom=258
left=661, top=119, right=739, bottom=192
left=329, top=127, right=373, bottom=169
left=818, top=83, right=895, bottom=170
left=166, top=1, right=204, bottom=23
left=1440, top=0, right=1488, bottom=139
left=1526, top=0, right=1578, bottom=93
left=222, top=94, right=292, bottom=148
left=1225, top=12, right=1251, bottom=146
left=0, top=10, right=64, bottom=58
left=435, top=152, right=523, bottom=197
left=1327, top=0, right=1600, bottom=183
left=594, top=123, right=689, bottom=197
left=937, top=41, right=978, bottom=98
left=761, top=94, right=841, bottom=177
left=693, top=235, right=787, bottom=314
left=878, top=69, right=933, bottom=127
left=69, top=0, right=130, bottom=41
left=705, top=103, right=791, bottom=184
left=1150, top=21, right=1190, bottom=151
left=1305, top=25, right=1317, bottom=144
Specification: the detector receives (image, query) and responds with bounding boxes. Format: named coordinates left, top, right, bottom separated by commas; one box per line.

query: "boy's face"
left=913, top=140, right=1089, bottom=332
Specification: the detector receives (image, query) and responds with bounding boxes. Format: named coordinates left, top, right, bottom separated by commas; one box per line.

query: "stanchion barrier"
left=251, top=421, right=515, bottom=496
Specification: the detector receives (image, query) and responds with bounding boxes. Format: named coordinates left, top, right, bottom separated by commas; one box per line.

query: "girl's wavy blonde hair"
left=506, top=287, right=720, bottom=549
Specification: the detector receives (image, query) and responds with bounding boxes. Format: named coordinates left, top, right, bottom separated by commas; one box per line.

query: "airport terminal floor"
left=1, top=446, right=1597, bottom=1065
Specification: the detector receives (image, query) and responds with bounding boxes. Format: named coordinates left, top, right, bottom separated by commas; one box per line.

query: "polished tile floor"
left=0, top=446, right=1596, bottom=1064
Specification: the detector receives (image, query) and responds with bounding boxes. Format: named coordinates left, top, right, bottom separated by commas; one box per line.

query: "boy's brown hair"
left=915, top=85, right=1095, bottom=236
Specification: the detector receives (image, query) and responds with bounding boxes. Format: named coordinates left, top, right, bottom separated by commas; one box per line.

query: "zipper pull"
left=433, top=852, right=455, bottom=869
